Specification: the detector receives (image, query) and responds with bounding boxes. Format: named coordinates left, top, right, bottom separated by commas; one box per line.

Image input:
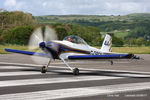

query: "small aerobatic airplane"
left=5, top=26, right=140, bottom=75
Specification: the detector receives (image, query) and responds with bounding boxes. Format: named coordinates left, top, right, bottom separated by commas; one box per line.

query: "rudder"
left=100, top=34, right=112, bottom=52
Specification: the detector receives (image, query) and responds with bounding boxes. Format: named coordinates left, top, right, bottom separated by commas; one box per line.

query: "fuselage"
left=40, top=39, right=129, bottom=60
left=41, top=40, right=104, bottom=59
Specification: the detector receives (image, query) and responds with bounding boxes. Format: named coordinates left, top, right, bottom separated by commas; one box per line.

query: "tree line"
left=0, top=10, right=150, bottom=46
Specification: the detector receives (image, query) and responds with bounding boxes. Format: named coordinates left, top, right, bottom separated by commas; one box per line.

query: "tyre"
left=73, top=68, right=79, bottom=75
left=41, top=66, right=47, bottom=73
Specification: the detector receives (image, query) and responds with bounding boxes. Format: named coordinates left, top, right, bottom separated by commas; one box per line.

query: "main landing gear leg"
left=41, top=59, right=52, bottom=73
left=60, top=58, right=79, bottom=75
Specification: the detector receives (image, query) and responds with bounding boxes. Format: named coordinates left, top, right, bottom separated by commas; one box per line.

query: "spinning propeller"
left=28, top=25, right=58, bottom=64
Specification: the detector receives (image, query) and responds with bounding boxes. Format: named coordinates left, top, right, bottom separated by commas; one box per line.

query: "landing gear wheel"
left=41, top=66, right=47, bottom=73
left=72, top=68, right=79, bottom=75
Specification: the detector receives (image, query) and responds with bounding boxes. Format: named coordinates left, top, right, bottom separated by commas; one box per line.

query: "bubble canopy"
left=63, top=35, right=87, bottom=45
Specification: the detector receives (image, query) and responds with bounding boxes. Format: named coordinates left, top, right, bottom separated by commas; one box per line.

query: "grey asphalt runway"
left=0, top=54, right=150, bottom=100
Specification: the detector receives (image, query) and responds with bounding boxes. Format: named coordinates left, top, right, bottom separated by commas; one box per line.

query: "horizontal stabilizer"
left=5, top=48, right=47, bottom=57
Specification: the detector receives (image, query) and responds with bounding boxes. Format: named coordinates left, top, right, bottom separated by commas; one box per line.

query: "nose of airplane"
left=39, top=42, right=45, bottom=48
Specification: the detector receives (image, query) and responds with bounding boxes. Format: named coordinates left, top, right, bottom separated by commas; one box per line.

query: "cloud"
left=104, top=2, right=147, bottom=14
left=4, top=0, right=25, bottom=11
left=1, top=0, right=150, bottom=15
left=4, top=0, right=16, bottom=7
left=42, top=2, right=47, bottom=7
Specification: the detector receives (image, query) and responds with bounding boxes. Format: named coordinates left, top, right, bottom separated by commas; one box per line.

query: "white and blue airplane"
left=5, top=26, right=139, bottom=75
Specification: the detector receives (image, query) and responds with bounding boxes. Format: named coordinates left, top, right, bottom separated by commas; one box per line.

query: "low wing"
left=5, top=48, right=47, bottom=57
left=68, top=54, right=134, bottom=60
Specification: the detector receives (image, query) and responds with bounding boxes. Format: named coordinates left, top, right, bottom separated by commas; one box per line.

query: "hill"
left=35, top=13, right=150, bottom=23
left=35, top=13, right=150, bottom=46
left=35, top=13, right=150, bottom=32
left=126, top=13, right=150, bottom=18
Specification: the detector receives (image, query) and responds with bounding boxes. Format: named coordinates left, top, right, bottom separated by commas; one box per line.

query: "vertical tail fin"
left=100, top=34, right=112, bottom=52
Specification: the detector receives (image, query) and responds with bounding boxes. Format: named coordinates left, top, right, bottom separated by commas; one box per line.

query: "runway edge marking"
left=0, top=82, right=149, bottom=100
left=0, top=71, right=55, bottom=77
left=0, top=66, right=34, bottom=69
left=0, top=76, right=123, bottom=87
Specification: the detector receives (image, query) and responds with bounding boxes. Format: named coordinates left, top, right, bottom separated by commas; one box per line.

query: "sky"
left=0, top=0, right=150, bottom=16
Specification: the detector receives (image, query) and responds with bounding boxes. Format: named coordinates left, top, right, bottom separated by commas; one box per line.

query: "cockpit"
left=63, top=35, right=87, bottom=45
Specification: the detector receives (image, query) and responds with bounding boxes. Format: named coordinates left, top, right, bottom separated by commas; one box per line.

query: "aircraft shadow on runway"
left=21, top=68, right=150, bottom=78
left=1, top=63, right=149, bottom=78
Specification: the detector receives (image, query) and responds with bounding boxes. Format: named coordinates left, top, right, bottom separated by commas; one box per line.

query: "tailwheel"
left=111, top=60, right=113, bottom=65
left=72, top=68, right=79, bottom=75
left=41, top=66, right=47, bottom=73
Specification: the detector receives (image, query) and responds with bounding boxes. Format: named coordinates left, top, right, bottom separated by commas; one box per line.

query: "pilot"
left=68, top=37, right=72, bottom=42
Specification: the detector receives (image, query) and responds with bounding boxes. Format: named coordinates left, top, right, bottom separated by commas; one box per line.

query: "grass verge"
left=0, top=45, right=150, bottom=54
left=112, top=47, right=150, bottom=54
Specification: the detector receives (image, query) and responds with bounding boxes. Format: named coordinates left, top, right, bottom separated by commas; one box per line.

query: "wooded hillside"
left=0, top=10, right=150, bottom=46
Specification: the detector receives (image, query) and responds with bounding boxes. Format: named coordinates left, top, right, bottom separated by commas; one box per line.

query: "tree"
left=86, top=26, right=101, bottom=46
left=0, top=28, right=3, bottom=44
left=126, top=38, right=136, bottom=46
left=0, top=11, right=37, bottom=32
left=135, top=37, right=144, bottom=46
left=128, top=27, right=148, bottom=38
left=112, top=36, right=124, bottom=47
left=0, top=28, right=2, bottom=36
left=3, top=26, right=34, bottom=45
left=68, top=25, right=102, bottom=46
left=145, top=41, right=150, bottom=46
left=55, top=25, right=68, bottom=40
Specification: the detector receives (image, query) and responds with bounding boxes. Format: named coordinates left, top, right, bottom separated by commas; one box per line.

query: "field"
left=0, top=45, right=150, bottom=54
left=112, top=47, right=150, bottom=54
left=101, top=31, right=129, bottom=38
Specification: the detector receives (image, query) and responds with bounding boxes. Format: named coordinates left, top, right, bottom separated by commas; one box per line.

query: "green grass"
left=1, top=45, right=150, bottom=54
left=114, top=31, right=128, bottom=38
left=101, top=31, right=128, bottom=39
left=96, top=46, right=150, bottom=54
left=112, top=47, right=150, bottom=54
